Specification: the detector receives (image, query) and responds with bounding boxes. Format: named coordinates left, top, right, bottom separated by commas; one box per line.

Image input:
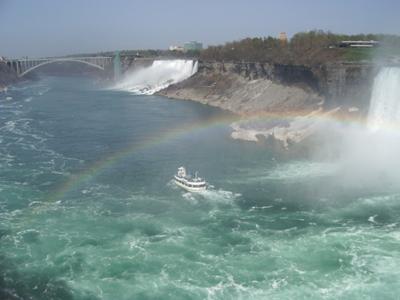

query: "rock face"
left=315, top=62, right=377, bottom=110
left=159, top=61, right=324, bottom=115
left=158, top=61, right=377, bottom=115
left=0, top=62, right=19, bottom=90
left=120, top=56, right=153, bottom=73
left=158, top=60, right=378, bottom=149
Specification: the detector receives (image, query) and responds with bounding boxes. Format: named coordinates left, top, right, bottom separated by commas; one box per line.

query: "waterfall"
left=367, top=67, right=400, bottom=131
left=114, top=59, right=198, bottom=95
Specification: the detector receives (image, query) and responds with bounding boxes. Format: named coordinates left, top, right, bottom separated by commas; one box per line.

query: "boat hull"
left=174, top=179, right=206, bottom=192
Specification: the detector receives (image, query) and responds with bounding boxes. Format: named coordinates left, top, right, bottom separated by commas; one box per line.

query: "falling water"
left=367, top=67, right=400, bottom=131
left=335, top=66, right=400, bottom=186
left=114, top=59, right=198, bottom=95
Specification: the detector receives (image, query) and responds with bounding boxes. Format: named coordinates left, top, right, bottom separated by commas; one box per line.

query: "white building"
left=169, top=45, right=185, bottom=52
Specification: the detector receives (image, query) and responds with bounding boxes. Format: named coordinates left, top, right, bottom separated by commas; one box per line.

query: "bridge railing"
left=6, top=56, right=114, bottom=77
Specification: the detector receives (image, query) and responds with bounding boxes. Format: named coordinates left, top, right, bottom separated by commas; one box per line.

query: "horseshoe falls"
left=1, top=71, right=400, bottom=300
left=367, top=67, right=400, bottom=131
left=338, top=66, right=400, bottom=186
left=114, top=59, right=198, bottom=95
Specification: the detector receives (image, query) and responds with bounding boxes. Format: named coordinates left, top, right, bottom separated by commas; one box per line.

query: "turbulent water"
left=114, top=59, right=198, bottom=95
left=1, top=75, right=400, bottom=300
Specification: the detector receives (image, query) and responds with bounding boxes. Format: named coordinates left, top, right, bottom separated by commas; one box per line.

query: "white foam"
left=257, top=161, right=337, bottom=181
left=114, top=59, right=198, bottom=95
left=182, top=192, right=198, bottom=204
left=193, top=188, right=241, bottom=204
left=367, top=215, right=378, bottom=223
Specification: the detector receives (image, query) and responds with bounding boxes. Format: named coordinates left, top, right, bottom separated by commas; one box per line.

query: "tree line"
left=199, top=30, right=400, bottom=64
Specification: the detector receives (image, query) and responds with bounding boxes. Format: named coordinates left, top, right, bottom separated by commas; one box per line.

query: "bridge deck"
left=6, top=56, right=113, bottom=77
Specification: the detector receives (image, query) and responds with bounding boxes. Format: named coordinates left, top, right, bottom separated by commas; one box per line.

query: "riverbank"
left=158, top=60, right=375, bottom=147
left=159, top=61, right=377, bottom=113
left=159, top=63, right=323, bottom=115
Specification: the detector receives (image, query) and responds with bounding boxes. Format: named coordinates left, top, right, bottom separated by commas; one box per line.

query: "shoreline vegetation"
left=70, top=30, right=400, bottom=65
left=199, top=30, right=400, bottom=64
left=107, top=30, right=400, bottom=65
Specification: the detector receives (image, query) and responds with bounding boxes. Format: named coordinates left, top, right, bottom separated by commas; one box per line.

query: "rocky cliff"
left=315, top=62, right=377, bottom=110
left=158, top=60, right=378, bottom=148
left=0, top=62, right=19, bottom=91
left=159, top=61, right=377, bottom=115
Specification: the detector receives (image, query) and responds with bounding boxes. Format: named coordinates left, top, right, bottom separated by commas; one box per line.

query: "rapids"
left=1, top=73, right=400, bottom=299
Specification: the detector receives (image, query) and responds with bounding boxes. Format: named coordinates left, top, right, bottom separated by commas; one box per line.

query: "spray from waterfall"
left=367, top=67, right=400, bottom=131
left=114, top=59, right=198, bottom=95
left=331, top=66, right=400, bottom=189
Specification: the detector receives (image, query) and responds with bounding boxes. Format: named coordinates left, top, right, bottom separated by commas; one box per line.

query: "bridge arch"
left=18, top=58, right=107, bottom=77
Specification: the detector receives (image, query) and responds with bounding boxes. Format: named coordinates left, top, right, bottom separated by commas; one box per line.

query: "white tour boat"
left=174, top=166, right=207, bottom=192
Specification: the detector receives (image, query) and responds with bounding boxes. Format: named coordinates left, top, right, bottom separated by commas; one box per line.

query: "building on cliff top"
left=169, top=45, right=185, bottom=52
left=169, top=41, right=203, bottom=53
left=279, top=32, right=288, bottom=46
left=183, top=41, right=203, bottom=52
left=339, top=40, right=380, bottom=48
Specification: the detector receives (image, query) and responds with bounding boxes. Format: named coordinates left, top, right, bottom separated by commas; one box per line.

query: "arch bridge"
left=6, top=56, right=114, bottom=77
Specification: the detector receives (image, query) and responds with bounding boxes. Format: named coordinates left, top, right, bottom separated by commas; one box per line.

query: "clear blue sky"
left=1, top=0, right=400, bottom=58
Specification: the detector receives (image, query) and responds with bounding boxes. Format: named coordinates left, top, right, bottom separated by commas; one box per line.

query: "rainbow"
left=35, top=108, right=400, bottom=211
left=44, top=113, right=239, bottom=205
